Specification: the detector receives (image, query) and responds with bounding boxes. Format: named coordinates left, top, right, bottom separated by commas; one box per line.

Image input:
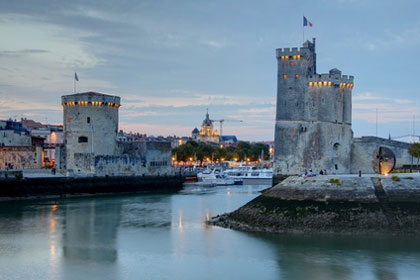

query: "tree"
left=409, top=143, right=420, bottom=169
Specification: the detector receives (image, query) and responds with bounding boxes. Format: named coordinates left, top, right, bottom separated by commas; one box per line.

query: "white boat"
left=197, top=168, right=243, bottom=186
left=224, top=166, right=273, bottom=180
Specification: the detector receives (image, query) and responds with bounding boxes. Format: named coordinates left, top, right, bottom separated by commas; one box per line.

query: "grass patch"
left=328, top=178, right=340, bottom=185
left=391, top=175, right=400, bottom=182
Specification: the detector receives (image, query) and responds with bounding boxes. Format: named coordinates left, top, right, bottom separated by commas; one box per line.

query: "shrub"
left=328, top=178, right=340, bottom=185
left=391, top=175, right=400, bottom=182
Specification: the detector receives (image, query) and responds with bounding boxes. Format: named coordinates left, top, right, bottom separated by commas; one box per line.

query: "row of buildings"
left=0, top=118, right=63, bottom=169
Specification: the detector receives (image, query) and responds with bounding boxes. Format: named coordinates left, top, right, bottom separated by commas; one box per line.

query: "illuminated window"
left=323, top=81, right=328, bottom=86
left=296, top=55, right=301, bottom=60
left=351, top=84, right=354, bottom=88
left=328, top=81, right=332, bottom=87
left=285, top=56, right=289, bottom=60
left=308, top=82, right=313, bottom=87
left=314, top=82, right=318, bottom=87
left=295, top=74, right=299, bottom=79
left=98, top=101, right=102, bottom=106
left=293, top=55, right=296, bottom=60
left=283, top=74, right=287, bottom=79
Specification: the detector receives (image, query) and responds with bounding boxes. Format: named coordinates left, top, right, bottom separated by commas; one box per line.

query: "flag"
left=303, top=16, right=313, bottom=27
left=74, top=72, right=79, bottom=82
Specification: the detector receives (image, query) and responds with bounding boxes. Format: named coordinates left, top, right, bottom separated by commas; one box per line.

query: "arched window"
left=78, top=136, right=88, bottom=143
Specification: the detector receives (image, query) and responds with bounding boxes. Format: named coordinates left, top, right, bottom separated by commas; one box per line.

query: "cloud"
left=123, top=91, right=275, bottom=108
left=352, top=91, right=419, bottom=124
left=0, top=14, right=106, bottom=93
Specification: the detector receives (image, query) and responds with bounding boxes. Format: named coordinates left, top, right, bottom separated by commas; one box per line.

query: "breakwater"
left=209, top=174, right=420, bottom=234
left=0, top=175, right=184, bottom=200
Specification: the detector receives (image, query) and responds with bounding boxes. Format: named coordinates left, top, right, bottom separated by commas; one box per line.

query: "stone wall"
left=351, top=136, right=412, bottom=173
left=0, top=146, right=43, bottom=169
left=70, top=141, right=172, bottom=176
left=0, top=130, right=31, bottom=146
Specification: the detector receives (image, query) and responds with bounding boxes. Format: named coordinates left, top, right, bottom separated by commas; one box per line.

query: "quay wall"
left=0, top=175, right=184, bottom=200
left=210, top=175, right=420, bottom=234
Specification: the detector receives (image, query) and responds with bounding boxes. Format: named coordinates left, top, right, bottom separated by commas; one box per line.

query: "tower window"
left=283, top=74, right=287, bottom=79
left=87, top=117, right=90, bottom=124
left=78, top=136, right=88, bottom=143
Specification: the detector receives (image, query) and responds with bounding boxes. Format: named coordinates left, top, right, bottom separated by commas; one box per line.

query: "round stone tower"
left=61, top=92, right=120, bottom=172
left=274, top=39, right=354, bottom=177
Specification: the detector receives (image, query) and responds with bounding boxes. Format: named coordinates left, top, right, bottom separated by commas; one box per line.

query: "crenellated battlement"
left=307, top=73, right=354, bottom=88
left=276, top=47, right=312, bottom=59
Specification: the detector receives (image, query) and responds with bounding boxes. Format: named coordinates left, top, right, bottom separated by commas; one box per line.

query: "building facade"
left=274, top=39, right=354, bottom=175
left=59, top=92, right=172, bottom=176
left=273, top=39, right=412, bottom=178
left=192, top=110, right=219, bottom=144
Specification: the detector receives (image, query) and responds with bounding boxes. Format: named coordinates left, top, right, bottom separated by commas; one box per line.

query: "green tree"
left=409, top=142, right=420, bottom=168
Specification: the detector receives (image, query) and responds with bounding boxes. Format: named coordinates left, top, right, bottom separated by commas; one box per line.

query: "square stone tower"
left=274, top=39, right=354, bottom=177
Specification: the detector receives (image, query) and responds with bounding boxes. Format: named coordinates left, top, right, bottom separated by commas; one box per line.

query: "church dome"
left=192, top=127, right=199, bottom=134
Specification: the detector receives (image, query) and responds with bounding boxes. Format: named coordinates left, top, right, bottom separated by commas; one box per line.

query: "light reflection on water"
left=0, top=184, right=420, bottom=280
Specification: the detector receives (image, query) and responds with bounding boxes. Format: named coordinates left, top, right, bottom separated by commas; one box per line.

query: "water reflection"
left=247, top=233, right=420, bottom=280
left=119, top=195, right=172, bottom=229
left=62, top=199, right=121, bottom=262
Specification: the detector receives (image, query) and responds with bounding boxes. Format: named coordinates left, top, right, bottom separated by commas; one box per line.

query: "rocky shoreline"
left=209, top=174, right=420, bottom=234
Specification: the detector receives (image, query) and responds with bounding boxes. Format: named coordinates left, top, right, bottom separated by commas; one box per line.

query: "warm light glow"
left=178, top=139, right=183, bottom=146
left=221, top=158, right=225, bottom=161
left=295, top=74, right=299, bottom=79
left=283, top=74, right=287, bottom=79
left=50, top=132, right=57, bottom=143
left=308, top=82, right=313, bottom=87
left=189, top=157, right=193, bottom=161
left=293, top=55, right=296, bottom=60
left=296, top=55, right=301, bottom=60
left=178, top=209, right=183, bottom=231
left=233, top=158, right=238, bottom=161
left=220, top=144, right=224, bottom=148
left=328, top=81, right=332, bottom=86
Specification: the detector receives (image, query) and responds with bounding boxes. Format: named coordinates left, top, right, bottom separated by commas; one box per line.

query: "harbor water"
left=1, top=184, right=420, bottom=280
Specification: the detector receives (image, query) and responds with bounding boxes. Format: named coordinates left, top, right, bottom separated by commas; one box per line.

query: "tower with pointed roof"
left=195, top=109, right=219, bottom=143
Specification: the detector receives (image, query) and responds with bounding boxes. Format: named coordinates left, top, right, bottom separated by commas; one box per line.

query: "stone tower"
left=274, top=39, right=354, bottom=177
left=61, top=92, right=120, bottom=172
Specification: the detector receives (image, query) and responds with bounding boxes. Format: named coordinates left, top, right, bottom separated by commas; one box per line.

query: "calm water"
left=1, top=185, right=420, bottom=280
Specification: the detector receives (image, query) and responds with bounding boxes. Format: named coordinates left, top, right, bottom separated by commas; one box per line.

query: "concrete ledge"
left=209, top=174, right=420, bottom=234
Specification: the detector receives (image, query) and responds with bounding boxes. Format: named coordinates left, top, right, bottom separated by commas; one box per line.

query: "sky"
left=0, top=0, right=419, bottom=141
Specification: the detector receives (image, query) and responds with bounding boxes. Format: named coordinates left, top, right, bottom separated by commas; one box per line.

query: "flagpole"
left=74, top=76, right=76, bottom=94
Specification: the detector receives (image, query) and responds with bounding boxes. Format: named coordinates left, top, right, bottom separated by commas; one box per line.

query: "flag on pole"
left=74, top=72, right=79, bottom=81
left=303, top=16, right=313, bottom=27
